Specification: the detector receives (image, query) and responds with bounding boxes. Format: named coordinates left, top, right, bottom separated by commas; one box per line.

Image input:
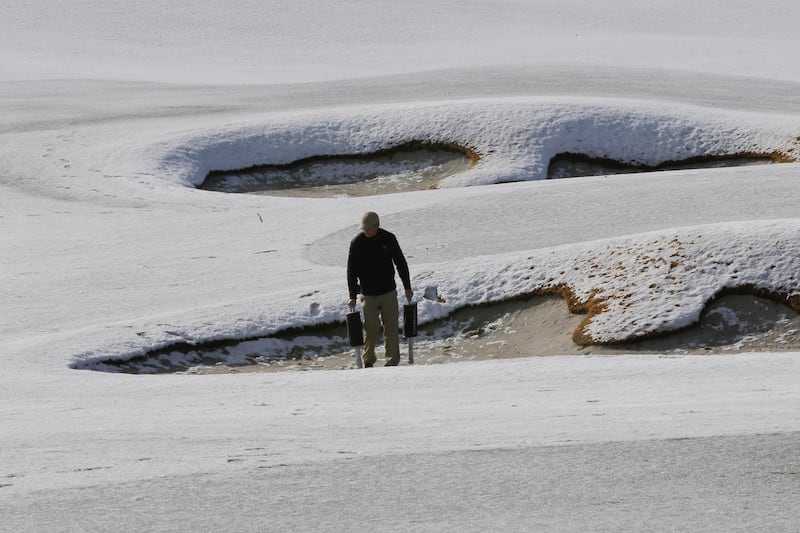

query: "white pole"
left=355, top=346, right=363, bottom=369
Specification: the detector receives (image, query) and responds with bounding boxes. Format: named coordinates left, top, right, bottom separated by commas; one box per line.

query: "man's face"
left=363, top=226, right=378, bottom=238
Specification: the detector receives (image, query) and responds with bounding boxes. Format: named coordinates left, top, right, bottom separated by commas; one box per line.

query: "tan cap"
left=360, top=211, right=380, bottom=231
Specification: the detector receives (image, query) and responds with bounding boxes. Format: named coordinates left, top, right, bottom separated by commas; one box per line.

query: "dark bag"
left=346, top=310, right=364, bottom=346
left=403, top=301, right=417, bottom=338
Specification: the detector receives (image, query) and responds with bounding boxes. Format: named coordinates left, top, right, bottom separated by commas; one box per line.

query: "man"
left=347, top=211, right=413, bottom=367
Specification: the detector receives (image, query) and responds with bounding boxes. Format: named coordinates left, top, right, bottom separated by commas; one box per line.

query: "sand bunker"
left=84, top=293, right=800, bottom=374
left=548, top=152, right=781, bottom=179
left=198, top=138, right=790, bottom=197
left=199, top=142, right=476, bottom=197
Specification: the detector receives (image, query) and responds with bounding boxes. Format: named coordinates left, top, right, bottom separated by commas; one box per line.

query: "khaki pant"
left=361, top=290, right=400, bottom=366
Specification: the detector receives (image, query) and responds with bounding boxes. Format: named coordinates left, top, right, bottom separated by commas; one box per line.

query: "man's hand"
left=405, top=289, right=414, bottom=302
left=348, top=298, right=356, bottom=310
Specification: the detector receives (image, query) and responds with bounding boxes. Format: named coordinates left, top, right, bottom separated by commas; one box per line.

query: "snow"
left=138, top=98, right=798, bottom=189
left=2, top=0, right=800, bottom=530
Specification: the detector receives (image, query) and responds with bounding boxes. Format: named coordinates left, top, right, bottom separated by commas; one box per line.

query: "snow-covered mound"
left=143, top=98, right=799, bottom=189
left=417, top=220, right=800, bottom=344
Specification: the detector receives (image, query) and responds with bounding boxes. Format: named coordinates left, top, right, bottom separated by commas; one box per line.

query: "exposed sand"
left=199, top=143, right=474, bottom=197
left=187, top=293, right=800, bottom=374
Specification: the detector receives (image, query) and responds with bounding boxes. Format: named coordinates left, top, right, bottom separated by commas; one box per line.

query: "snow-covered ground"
left=2, top=1, right=799, bottom=530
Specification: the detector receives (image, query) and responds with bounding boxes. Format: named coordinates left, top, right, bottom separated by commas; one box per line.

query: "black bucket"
left=346, top=311, right=364, bottom=346
left=403, top=302, right=418, bottom=338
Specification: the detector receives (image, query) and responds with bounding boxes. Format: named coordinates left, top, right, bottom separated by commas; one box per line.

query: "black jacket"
left=347, top=228, right=411, bottom=299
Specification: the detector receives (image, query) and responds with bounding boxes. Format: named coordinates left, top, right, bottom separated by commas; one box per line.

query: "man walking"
left=347, top=211, right=413, bottom=367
